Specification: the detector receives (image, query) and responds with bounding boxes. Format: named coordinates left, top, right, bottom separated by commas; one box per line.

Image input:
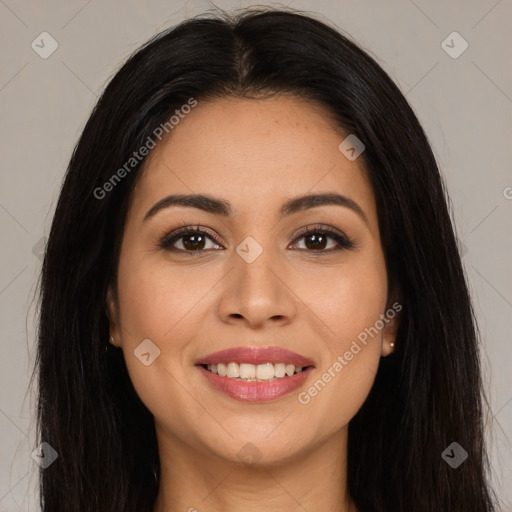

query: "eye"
left=159, top=226, right=223, bottom=252
left=159, top=224, right=355, bottom=254
left=289, top=225, right=355, bottom=252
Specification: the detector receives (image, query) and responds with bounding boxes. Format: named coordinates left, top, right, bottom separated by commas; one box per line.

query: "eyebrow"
left=143, top=192, right=369, bottom=227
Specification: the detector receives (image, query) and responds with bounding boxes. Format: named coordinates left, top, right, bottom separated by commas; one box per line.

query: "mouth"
left=195, top=346, right=315, bottom=402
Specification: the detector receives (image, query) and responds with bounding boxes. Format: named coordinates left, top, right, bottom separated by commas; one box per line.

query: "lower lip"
left=197, top=365, right=314, bottom=402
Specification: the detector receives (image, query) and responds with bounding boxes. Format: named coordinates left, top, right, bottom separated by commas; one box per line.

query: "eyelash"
left=158, top=224, right=356, bottom=254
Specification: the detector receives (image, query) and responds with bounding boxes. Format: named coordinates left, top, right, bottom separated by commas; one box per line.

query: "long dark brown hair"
left=35, top=7, right=496, bottom=511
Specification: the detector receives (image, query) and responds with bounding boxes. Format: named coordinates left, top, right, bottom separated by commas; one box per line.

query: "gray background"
left=0, top=0, right=511, bottom=510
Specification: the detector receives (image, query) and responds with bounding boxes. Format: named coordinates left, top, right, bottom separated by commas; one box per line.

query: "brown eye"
left=302, top=232, right=330, bottom=250
left=179, top=232, right=208, bottom=251
left=160, top=227, right=223, bottom=252
left=290, top=226, right=355, bottom=252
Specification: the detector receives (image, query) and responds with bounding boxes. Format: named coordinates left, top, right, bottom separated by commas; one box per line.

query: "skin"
left=107, top=95, right=399, bottom=512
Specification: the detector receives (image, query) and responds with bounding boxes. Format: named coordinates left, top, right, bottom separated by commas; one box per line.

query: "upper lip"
left=195, top=346, right=315, bottom=367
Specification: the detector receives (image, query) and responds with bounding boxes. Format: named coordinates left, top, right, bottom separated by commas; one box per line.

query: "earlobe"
left=381, top=340, right=395, bottom=357
left=381, top=298, right=401, bottom=357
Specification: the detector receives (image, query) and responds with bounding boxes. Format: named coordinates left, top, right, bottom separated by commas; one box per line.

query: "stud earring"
left=390, top=342, right=395, bottom=348
left=110, top=334, right=116, bottom=347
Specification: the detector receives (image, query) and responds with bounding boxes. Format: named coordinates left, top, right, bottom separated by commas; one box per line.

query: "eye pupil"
left=183, top=234, right=206, bottom=250
left=305, top=233, right=327, bottom=250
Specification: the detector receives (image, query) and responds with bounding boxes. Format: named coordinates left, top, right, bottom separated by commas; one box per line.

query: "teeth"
left=256, top=362, right=274, bottom=380
left=217, top=363, right=227, bottom=377
left=285, top=364, right=295, bottom=376
left=239, top=363, right=256, bottom=379
left=227, top=362, right=240, bottom=378
left=274, top=363, right=286, bottom=378
left=206, top=362, right=305, bottom=381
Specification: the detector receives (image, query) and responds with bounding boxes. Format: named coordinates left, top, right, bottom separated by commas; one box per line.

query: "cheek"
left=113, top=255, right=187, bottom=395
left=299, top=254, right=388, bottom=352
left=114, top=248, right=225, bottom=399
left=293, top=253, right=387, bottom=424
left=116, top=253, right=203, bottom=342
left=336, top=272, right=386, bottom=347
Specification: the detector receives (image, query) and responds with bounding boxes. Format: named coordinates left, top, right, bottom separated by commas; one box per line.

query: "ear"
left=381, top=298, right=402, bottom=357
left=106, top=285, right=121, bottom=347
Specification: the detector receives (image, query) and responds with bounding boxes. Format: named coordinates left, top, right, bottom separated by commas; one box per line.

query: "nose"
left=217, top=251, right=297, bottom=329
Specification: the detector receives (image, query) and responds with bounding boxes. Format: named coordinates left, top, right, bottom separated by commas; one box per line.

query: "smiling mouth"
left=199, top=362, right=313, bottom=382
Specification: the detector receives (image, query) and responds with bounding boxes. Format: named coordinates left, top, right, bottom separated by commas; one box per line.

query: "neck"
left=153, top=425, right=356, bottom=512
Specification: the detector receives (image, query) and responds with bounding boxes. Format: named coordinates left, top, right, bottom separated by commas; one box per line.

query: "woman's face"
left=108, top=95, right=398, bottom=466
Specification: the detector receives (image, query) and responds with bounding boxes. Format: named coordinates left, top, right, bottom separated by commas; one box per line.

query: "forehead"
left=129, top=95, right=377, bottom=228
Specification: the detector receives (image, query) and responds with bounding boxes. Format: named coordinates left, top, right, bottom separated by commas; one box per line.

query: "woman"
left=35, top=7, right=497, bottom=511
